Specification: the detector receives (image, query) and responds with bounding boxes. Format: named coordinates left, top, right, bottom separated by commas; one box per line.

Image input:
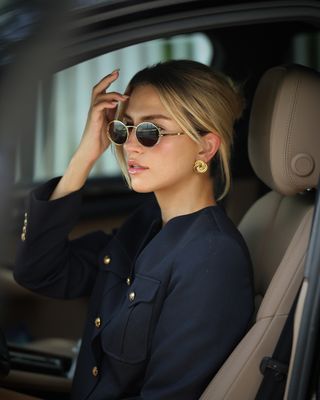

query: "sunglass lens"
left=108, top=121, right=127, bottom=144
left=136, top=123, right=159, bottom=147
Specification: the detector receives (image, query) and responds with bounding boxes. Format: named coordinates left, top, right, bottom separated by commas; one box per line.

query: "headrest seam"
left=285, top=75, right=301, bottom=190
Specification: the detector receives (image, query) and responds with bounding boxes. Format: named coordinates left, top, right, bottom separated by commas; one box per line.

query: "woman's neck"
left=155, top=176, right=216, bottom=225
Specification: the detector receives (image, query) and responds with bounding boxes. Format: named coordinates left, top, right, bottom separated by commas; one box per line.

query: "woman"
left=14, top=60, right=254, bottom=400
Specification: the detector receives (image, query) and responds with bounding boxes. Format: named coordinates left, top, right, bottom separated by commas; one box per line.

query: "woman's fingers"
left=77, top=71, right=128, bottom=158
left=91, top=70, right=129, bottom=120
left=92, top=69, right=120, bottom=98
left=92, top=100, right=118, bottom=112
left=92, top=92, right=129, bottom=106
left=72, top=70, right=126, bottom=167
left=92, top=95, right=129, bottom=113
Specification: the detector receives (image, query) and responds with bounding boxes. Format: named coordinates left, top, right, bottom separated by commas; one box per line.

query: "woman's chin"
left=130, top=181, right=153, bottom=194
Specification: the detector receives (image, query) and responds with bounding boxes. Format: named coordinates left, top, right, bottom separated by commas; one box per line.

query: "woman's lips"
left=127, top=161, right=149, bottom=175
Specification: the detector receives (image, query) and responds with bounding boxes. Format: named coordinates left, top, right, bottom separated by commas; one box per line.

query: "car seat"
left=200, top=64, right=320, bottom=399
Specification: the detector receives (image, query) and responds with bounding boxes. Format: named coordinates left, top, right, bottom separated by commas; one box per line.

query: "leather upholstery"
left=200, top=64, right=319, bottom=399
left=249, top=65, right=320, bottom=195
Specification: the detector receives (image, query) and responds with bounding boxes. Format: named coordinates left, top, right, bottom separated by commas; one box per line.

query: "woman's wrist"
left=69, top=151, right=96, bottom=174
left=49, top=155, right=94, bottom=200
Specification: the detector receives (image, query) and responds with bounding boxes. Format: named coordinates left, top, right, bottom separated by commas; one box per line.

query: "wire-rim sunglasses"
left=107, top=120, right=185, bottom=148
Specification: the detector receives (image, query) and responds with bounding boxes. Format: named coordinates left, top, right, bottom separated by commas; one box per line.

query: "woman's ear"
left=197, top=132, right=221, bottom=162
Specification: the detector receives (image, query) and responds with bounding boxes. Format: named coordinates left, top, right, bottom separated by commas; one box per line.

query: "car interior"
left=200, top=63, right=319, bottom=400
left=0, top=1, right=320, bottom=399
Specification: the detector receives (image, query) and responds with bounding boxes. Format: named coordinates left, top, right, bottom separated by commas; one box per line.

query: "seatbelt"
left=255, top=293, right=299, bottom=400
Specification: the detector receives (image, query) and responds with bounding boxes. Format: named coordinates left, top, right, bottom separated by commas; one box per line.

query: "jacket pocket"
left=100, top=273, right=160, bottom=364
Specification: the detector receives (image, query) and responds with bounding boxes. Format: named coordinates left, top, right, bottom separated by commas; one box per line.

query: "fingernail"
left=112, top=69, right=120, bottom=74
left=122, top=95, right=130, bottom=99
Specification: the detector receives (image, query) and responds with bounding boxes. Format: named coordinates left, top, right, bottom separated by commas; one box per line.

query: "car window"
left=14, top=32, right=213, bottom=184
left=291, top=30, right=320, bottom=70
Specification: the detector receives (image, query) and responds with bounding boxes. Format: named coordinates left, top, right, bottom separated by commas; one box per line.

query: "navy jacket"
left=14, top=178, right=254, bottom=400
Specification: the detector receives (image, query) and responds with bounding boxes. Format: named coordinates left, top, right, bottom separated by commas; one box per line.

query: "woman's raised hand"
left=50, top=70, right=128, bottom=200
left=75, top=69, right=129, bottom=165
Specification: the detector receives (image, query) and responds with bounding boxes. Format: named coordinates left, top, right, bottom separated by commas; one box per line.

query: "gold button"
left=94, top=317, right=101, bottom=328
left=24, top=219, right=27, bottom=225
left=21, top=233, right=26, bottom=242
left=126, top=277, right=131, bottom=286
left=22, top=226, right=27, bottom=233
left=128, top=291, right=135, bottom=302
left=103, top=255, right=111, bottom=265
left=24, top=212, right=28, bottom=218
left=92, top=366, right=99, bottom=377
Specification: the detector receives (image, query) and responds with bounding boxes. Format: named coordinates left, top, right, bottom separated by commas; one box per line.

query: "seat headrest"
left=249, top=64, right=320, bottom=195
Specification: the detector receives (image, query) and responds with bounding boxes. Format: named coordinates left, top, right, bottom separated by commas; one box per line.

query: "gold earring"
left=193, top=160, right=208, bottom=174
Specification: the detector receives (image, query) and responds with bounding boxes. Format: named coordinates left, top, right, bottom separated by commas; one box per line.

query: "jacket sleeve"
left=14, top=178, right=112, bottom=299
left=130, top=236, right=254, bottom=400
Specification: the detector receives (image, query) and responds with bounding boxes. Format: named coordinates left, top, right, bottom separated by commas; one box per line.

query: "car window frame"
left=61, top=1, right=320, bottom=71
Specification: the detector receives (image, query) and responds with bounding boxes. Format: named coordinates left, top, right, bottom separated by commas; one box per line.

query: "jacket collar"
left=134, top=206, right=213, bottom=271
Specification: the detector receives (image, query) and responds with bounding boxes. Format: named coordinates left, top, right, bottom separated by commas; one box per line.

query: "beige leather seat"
left=200, top=64, right=320, bottom=399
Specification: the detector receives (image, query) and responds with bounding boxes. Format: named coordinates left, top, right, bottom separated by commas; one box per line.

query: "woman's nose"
left=123, top=128, right=142, bottom=152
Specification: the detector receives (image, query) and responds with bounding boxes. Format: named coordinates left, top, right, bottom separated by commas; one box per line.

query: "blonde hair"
left=114, top=59, right=245, bottom=200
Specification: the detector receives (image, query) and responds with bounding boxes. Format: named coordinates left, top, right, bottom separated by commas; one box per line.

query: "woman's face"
left=122, top=84, right=201, bottom=194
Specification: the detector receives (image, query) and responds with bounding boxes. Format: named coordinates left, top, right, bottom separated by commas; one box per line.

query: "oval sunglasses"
left=107, top=120, right=185, bottom=147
